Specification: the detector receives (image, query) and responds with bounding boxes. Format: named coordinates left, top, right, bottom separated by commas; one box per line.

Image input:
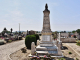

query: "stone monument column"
left=42, top=4, right=52, bottom=34
left=41, top=4, right=52, bottom=42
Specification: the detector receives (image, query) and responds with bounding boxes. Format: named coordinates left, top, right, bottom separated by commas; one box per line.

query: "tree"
left=64, top=31, right=66, bottom=33
left=1, top=30, right=10, bottom=33
left=68, top=32, right=71, bottom=33
left=53, top=31, right=57, bottom=39
left=72, top=30, right=76, bottom=33
left=76, top=29, right=80, bottom=33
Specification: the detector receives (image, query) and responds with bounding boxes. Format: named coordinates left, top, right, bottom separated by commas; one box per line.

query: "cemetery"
left=0, top=1, right=80, bottom=60
left=9, top=4, right=80, bottom=60
left=0, top=28, right=24, bottom=45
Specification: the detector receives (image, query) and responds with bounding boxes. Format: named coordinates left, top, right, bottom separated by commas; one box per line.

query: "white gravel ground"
left=0, top=40, right=25, bottom=60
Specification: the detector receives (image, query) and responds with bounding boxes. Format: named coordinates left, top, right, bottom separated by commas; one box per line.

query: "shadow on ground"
left=64, top=56, right=74, bottom=60
left=62, top=46, right=68, bottom=50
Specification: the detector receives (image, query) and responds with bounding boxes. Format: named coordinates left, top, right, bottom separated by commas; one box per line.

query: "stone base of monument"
left=40, top=42, right=54, bottom=47
left=29, top=36, right=63, bottom=58
left=36, top=45, right=62, bottom=56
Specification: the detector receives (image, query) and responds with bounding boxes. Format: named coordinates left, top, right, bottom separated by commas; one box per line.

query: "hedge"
left=33, top=34, right=39, bottom=44
left=25, top=35, right=36, bottom=49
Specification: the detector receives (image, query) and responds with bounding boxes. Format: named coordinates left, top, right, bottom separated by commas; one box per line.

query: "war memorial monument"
left=29, top=4, right=63, bottom=58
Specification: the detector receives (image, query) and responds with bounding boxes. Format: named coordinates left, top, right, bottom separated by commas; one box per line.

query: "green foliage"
left=25, top=35, right=36, bottom=49
left=0, top=38, right=3, bottom=40
left=33, top=34, right=39, bottom=44
left=68, top=32, right=71, bottom=33
left=72, top=30, right=76, bottom=33
left=33, top=34, right=39, bottom=40
left=69, top=52, right=72, bottom=54
left=59, top=58, right=65, bottom=60
left=1, top=30, right=10, bottom=33
left=53, top=31, right=57, bottom=39
left=8, top=40, right=12, bottom=43
left=76, top=58, right=79, bottom=60
left=76, top=41, right=80, bottom=46
left=76, top=29, right=80, bottom=33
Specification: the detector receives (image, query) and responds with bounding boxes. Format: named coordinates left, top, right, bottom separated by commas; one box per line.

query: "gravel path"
left=0, top=40, right=25, bottom=60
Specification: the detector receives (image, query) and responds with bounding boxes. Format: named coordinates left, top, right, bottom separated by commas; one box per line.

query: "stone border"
left=8, top=52, right=12, bottom=60
left=8, top=49, right=22, bottom=60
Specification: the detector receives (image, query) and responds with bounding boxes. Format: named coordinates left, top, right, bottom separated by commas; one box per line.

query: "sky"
left=0, top=0, right=80, bottom=32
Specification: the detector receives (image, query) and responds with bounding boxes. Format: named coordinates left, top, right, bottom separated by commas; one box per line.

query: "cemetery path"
left=0, top=40, right=25, bottom=60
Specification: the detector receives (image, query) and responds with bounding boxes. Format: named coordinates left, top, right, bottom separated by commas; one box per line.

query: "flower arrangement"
left=0, top=37, right=4, bottom=40
left=31, top=53, right=54, bottom=60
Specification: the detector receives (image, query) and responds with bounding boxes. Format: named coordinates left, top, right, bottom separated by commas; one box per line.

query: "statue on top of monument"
left=45, top=4, right=48, bottom=10
left=44, top=3, right=49, bottom=11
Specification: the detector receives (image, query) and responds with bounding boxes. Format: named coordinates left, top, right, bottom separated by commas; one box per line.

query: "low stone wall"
left=60, top=38, right=76, bottom=43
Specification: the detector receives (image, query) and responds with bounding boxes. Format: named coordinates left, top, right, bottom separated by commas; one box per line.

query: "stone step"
left=36, top=45, right=57, bottom=51
left=48, top=51, right=58, bottom=54
left=36, top=51, right=58, bottom=55
left=36, top=51, right=48, bottom=54
left=40, top=44, right=53, bottom=47
left=40, top=42, right=53, bottom=44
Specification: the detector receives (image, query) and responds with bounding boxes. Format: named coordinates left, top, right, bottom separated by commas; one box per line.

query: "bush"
left=33, top=34, right=39, bottom=40
left=25, top=35, right=36, bottom=49
left=69, top=52, right=72, bottom=54
left=76, top=41, right=80, bottom=46
left=33, top=34, right=39, bottom=44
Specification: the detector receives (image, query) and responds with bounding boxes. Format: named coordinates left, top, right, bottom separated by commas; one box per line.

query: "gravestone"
left=31, top=42, right=35, bottom=55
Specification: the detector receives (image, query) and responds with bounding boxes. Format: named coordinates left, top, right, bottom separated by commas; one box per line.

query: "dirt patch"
left=10, top=47, right=31, bottom=60
left=61, top=43, right=80, bottom=60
